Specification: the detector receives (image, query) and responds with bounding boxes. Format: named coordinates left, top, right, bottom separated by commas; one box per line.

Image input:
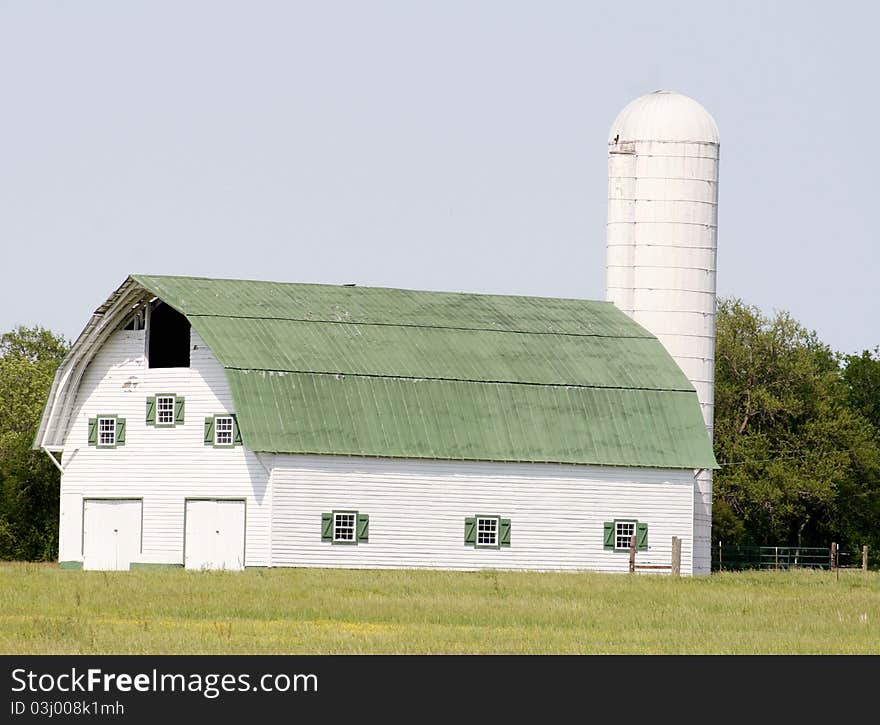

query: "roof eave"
left=33, top=276, right=153, bottom=450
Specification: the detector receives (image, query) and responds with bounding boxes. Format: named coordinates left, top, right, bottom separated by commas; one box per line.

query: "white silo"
left=606, top=90, right=720, bottom=575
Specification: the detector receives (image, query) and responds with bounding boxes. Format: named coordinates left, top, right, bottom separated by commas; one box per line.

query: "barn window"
left=146, top=394, right=185, bottom=427
left=615, top=521, right=636, bottom=551
left=477, top=517, right=498, bottom=547
left=321, top=511, right=369, bottom=544
left=204, top=414, right=242, bottom=447
left=88, top=415, right=126, bottom=449
left=333, top=512, right=356, bottom=542
left=147, top=301, right=190, bottom=368
left=215, top=416, right=234, bottom=446
left=157, top=396, right=175, bottom=425
left=464, top=516, right=511, bottom=548
left=98, top=417, right=116, bottom=447
left=604, top=520, right=648, bottom=551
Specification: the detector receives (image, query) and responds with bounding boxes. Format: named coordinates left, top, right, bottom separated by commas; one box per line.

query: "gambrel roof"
left=36, top=274, right=717, bottom=469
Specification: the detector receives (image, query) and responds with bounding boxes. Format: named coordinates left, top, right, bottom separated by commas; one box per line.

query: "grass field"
left=1, top=563, right=878, bottom=654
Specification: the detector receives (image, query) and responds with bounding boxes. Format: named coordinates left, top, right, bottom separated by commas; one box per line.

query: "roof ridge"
left=132, top=273, right=620, bottom=307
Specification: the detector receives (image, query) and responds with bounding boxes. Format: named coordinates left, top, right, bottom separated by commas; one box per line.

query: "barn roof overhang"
left=33, top=277, right=155, bottom=450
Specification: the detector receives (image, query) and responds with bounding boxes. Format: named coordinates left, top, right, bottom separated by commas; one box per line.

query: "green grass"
left=1, top=563, right=878, bottom=654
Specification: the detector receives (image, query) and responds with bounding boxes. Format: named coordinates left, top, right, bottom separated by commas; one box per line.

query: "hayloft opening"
left=147, top=301, right=190, bottom=368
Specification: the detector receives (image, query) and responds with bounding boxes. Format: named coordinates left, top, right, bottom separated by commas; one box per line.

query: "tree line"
left=713, top=300, right=880, bottom=558
left=1, top=301, right=878, bottom=561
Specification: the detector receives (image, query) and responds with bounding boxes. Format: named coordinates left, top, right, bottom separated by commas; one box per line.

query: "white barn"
left=34, top=273, right=716, bottom=575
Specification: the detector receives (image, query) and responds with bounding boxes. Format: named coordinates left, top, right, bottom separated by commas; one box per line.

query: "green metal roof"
left=132, top=274, right=717, bottom=469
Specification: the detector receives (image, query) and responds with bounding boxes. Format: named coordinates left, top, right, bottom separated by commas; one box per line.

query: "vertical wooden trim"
left=144, top=301, right=152, bottom=367
left=671, top=536, right=681, bottom=577
left=629, top=535, right=636, bottom=573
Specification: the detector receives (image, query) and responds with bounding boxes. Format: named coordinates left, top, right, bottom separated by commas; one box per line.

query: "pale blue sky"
left=1, top=1, right=877, bottom=354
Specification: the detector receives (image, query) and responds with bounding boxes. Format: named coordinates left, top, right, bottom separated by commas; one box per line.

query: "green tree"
left=836, top=347, right=880, bottom=556
left=842, top=347, right=880, bottom=432
left=713, top=300, right=880, bottom=558
left=0, top=326, right=69, bottom=560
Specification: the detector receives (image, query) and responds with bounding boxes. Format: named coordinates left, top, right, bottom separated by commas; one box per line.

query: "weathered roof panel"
left=190, top=316, right=693, bottom=391
left=227, top=370, right=717, bottom=468
left=133, top=274, right=653, bottom=337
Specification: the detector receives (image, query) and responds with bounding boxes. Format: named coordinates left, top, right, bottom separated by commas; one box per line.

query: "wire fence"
left=713, top=544, right=832, bottom=571
left=713, top=543, right=871, bottom=572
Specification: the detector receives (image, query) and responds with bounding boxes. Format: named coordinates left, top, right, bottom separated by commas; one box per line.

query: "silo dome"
left=608, top=90, right=719, bottom=145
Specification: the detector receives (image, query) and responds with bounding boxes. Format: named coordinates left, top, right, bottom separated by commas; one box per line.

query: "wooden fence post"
left=863, top=545, right=869, bottom=572
left=830, top=542, right=839, bottom=581
left=671, top=536, right=681, bottom=577
left=629, top=535, right=636, bottom=574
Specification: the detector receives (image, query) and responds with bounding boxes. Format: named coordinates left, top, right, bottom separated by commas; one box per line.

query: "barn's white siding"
left=57, top=329, right=271, bottom=567
left=270, top=455, right=695, bottom=574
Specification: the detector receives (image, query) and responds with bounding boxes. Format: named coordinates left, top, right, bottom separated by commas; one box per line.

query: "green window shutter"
left=499, top=518, right=511, bottom=547
left=636, top=522, right=648, bottom=551
left=321, top=512, right=333, bottom=541
left=232, top=414, right=243, bottom=446
left=88, top=418, right=97, bottom=446
left=464, top=517, right=476, bottom=545
left=116, top=418, right=126, bottom=446
left=357, top=514, right=369, bottom=542
left=204, top=416, right=215, bottom=445
left=175, top=397, right=185, bottom=425
left=603, top=522, right=614, bottom=550
left=145, top=397, right=156, bottom=426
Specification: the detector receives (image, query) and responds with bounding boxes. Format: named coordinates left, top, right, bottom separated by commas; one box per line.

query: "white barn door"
left=82, top=499, right=142, bottom=571
left=184, top=499, right=246, bottom=571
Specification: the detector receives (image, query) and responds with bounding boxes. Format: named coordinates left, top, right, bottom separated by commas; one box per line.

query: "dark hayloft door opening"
left=148, top=301, right=191, bottom=368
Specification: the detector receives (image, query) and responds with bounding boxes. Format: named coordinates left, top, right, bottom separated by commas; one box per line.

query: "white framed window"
left=333, top=512, right=356, bottom=543
left=615, top=520, right=636, bottom=551
left=465, top=515, right=510, bottom=548
left=156, top=395, right=175, bottom=426
left=98, top=417, right=116, bottom=447
left=476, top=516, right=499, bottom=548
left=214, top=416, right=234, bottom=446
